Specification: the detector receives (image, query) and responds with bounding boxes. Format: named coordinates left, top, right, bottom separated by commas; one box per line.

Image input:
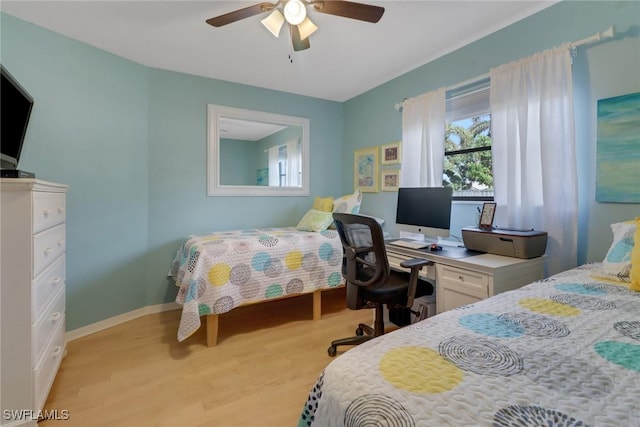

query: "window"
left=268, top=139, right=302, bottom=187
left=443, top=81, right=493, bottom=201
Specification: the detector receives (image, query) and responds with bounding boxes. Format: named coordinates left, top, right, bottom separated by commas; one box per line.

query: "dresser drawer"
left=439, top=265, right=489, bottom=299
left=33, top=319, right=65, bottom=411
left=33, top=224, right=66, bottom=277
left=33, top=287, right=65, bottom=365
left=32, top=255, right=66, bottom=323
left=33, top=192, right=66, bottom=234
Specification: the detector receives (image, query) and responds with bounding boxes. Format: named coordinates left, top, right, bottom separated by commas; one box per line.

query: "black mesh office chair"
left=328, top=213, right=433, bottom=357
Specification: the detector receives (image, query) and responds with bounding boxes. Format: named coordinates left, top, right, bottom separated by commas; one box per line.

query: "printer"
left=462, top=226, right=547, bottom=259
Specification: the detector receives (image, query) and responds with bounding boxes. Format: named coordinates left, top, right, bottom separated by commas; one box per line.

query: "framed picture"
left=354, top=146, right=379, bottom=192
left=596, top=92, right=640, bottom=203
left=381, top=141, right=401, bottom=165
left=381, top=170, right=400, bottom=191
left=479, top=202, right=497, bottom=230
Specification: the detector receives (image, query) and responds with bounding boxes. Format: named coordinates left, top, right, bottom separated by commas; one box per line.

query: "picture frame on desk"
left=479, top=202, right=496, bottom=230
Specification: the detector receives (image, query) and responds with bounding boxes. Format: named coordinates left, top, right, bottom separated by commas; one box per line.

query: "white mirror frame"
left=207, top=104, right=310, bottom=196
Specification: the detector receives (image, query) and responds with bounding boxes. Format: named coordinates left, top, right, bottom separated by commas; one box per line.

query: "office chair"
left=328, top=213, right=433, bottom=357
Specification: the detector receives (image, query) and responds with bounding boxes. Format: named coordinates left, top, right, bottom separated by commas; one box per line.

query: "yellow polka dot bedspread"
left=170, top=227, right=343, bottom=341
left=299, top=263, right=640, bottom=426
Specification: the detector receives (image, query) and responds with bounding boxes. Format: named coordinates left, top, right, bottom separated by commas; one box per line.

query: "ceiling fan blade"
left=310, top=1, right=384, bottom=23
left=206, top=2, right=275, bottom=27
left=290, top=25, right=311, bottom=51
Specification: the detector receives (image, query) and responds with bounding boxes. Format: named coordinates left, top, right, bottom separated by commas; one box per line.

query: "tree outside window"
left=443, top=113, right=493, bottom=200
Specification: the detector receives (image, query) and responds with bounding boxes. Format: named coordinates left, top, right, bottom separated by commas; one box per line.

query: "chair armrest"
left=400, top=258, right=432, bottom=269
left=401, top=258, right=433, bottom=309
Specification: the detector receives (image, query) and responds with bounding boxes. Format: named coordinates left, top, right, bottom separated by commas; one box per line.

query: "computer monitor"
left=395, top=187, right=453, bottom=240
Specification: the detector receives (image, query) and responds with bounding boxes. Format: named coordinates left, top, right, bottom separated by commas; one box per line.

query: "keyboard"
left=388, top=240, right=430, bottom=250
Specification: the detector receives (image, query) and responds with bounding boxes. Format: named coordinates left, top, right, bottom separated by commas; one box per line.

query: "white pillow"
left=358, top=213, right=385, bottom=226
left=332, top=189, right=362, bottom=214
left=591, top=219, right=636, bottom=283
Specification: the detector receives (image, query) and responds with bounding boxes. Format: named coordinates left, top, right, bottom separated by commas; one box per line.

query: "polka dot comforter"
left=171, top=227, right=344, bottom=341
left=299, top=264, right=640, bottom=427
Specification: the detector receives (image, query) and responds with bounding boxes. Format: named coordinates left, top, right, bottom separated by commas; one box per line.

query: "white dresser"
left=1, top=179, right=67, bottom=426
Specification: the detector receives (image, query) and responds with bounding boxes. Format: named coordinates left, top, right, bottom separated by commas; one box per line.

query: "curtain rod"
left=394, top=26, right=616, bottom=112
left=571, top=25, right=615, bottom=49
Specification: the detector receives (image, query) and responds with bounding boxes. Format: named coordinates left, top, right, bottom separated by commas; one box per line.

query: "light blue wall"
left=1, top=1, right=638, bottom=331
left=1, top=14, right=344, bottom=329
left=144, top=70, right=344, bottom=308
left=1, top=14, right=150, bottom=331
left=343, top=1, right=640, bottom=263
left=220, top=138, right=259, bottom=185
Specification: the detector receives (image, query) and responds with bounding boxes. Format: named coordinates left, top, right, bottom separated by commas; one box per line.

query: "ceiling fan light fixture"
left=261, top=9, right=285, bottom=37
left=297, top=16, right=318, bottom=40
left=284, top=0, right=307, bottom=25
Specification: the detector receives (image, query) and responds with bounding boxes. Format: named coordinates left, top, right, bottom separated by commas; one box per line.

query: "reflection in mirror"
left=208, top=105, right=310, bottom=196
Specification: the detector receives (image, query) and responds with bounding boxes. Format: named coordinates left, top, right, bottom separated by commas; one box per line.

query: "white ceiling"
left=1, top=1, right=556, bottom=102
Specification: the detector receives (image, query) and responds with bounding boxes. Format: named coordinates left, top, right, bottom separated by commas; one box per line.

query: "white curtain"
left=490, top=44, right=577, bottom=275
left=401, top=88, right=446, bottom=187
left=267, top=145, right=279, bottom=186
left=285, top=138, right=301, bottom=186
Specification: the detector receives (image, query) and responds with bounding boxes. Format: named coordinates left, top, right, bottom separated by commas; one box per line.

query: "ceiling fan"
left=206, top=0, right=385, bottom=52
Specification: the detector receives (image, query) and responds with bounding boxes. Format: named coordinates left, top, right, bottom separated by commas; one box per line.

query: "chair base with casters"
left=328, top=213, right=433, bottom=357
left=327, top=282, right=432, bottom=356
left=327, top=304, right=384, bottom=357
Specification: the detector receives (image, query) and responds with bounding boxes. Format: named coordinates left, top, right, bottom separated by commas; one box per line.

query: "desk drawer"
left=33, top=287, right=65, bottom=365
left=33, top=192, right=66, bottom=234
left=33, top=255, right=65, bottom=323
left=439, top=265, right=489, bottom=299
left=33, top=224, right=66, bottom=277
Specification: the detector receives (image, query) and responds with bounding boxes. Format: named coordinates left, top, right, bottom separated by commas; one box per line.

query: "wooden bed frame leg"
left=206, top=314, right=219, bottom=347
left=313, top=290, right=322, bottom=320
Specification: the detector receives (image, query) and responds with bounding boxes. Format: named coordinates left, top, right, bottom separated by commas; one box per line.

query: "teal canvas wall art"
left=596, top=92, right=640, bottom=203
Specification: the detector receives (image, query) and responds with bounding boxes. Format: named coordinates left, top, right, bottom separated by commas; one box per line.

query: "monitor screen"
left=396, top=187, right=453, bottom=239
left=1, top=65, right=34, bottom=169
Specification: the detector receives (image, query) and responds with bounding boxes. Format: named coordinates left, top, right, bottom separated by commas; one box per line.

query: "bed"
left=170, top=226, right=344, bottom=345
left=298, top=262, right=640, bottom=426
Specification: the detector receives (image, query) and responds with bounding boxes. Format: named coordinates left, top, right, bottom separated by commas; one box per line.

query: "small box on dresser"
left=1, top=179, right=68, bottom=427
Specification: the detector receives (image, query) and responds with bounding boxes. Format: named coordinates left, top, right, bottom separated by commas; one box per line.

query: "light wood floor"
left=41, top=288, right=372, bottom=427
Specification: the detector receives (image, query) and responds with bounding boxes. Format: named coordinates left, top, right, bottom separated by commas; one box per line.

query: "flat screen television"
left=395, top=186, right=453, bottom=239
left=1, top=65, right=34, bottom=169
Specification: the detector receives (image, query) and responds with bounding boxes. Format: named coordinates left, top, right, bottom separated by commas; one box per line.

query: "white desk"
left=385, top=242, right=544, bottom=314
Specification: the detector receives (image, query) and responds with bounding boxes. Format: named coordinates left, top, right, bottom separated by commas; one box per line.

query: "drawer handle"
left=52, top=276, right=62, bottom=285
left=57, top=239, right=65, bottom=247
left=458, top=275, right=464, bottom=281
left=57, top=207, right=65, bottom=214
left=44, top=247, right=53, bottom=256
left=51, top=346, right=62, bottom=357
left=51, top=312, right=62, bottom=322
left=43, top=208, right=55, bottom=217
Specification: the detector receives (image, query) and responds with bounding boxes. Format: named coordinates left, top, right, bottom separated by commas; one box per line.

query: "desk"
left=385, top=242, right=544, bottom=314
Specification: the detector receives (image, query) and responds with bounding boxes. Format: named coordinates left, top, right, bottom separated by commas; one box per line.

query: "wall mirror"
left=207, top=104, right=310, bottom=196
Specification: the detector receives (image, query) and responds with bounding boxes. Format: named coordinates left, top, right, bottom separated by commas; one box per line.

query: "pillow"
left=591, top=219, right=636, bottom=283
left=296, top=209, right=334, bottom=232
left=358, top=213, right=385, bottom=226
left=312, top=196, right=333, bottom=212
left=630, top=217, right=640, bottom=291
left=332, top=189, right=362, bottom=214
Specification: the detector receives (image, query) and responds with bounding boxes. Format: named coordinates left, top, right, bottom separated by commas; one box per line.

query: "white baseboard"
left=65, top=302, right=181, bottom=342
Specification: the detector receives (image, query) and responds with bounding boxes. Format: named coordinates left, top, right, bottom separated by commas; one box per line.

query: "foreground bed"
left=299, top=263, right=640, bottom=426
left=170, top=227, right=343, bottom=345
